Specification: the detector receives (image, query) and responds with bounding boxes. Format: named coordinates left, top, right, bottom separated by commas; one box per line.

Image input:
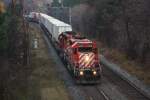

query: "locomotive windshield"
left=78, top=47, right=92, bottom=52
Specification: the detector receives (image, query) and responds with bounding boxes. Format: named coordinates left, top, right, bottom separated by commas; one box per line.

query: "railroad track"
left=80, top=85, right=110, bottom=100
left=95, top=87, right=111, bottom=100
left=102, top=66, right=150, bottom=100
left=41, top=22, right=111, bottom=100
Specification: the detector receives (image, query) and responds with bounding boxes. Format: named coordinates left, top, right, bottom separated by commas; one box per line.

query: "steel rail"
left=102, top=66, right=150, bottom=100
left=95, top=86, right=111, bottom=100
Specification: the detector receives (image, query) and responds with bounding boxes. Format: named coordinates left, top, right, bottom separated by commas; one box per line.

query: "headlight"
left=93, top=71, right=97, bottom=75
left=85, top=55, right=89, bottom=62
left=79, top=71, right=84, bottom=76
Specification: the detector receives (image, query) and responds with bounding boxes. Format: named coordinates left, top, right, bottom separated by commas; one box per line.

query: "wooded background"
left=0, top=0, right=149, bottom=65
left=71, top=0, right=150, bottom=64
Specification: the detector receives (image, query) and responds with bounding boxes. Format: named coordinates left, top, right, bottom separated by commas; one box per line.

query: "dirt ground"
left=25, top=23, right=71, bottom=100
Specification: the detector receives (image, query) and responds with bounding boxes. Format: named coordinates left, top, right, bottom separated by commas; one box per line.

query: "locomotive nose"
left=85, top=55, right=89, bottom=62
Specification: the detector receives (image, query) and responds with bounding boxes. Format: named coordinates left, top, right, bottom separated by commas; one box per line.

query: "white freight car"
left=39, top=13, right=54, bottom=35
left=39, top=13, right=72, bottom=42
left=25, top=12, right=40, bottom=22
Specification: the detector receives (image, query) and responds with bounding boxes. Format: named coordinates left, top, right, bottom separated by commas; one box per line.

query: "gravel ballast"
left=100, top=55, right=150, bottom=99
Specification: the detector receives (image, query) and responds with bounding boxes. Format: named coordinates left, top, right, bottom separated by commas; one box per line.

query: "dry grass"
left=97, top=41, right=150, bottom=85
left=26, top=23, right=71, bottom=100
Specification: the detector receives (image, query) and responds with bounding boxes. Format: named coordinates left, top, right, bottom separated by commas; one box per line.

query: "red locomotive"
left=58, top=32, right=102, bottom=83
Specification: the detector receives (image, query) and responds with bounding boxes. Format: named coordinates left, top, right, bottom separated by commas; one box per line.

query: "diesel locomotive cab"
left=58, top=32, right=101, bottom=83
left=73, top=43, right=101, bottom=83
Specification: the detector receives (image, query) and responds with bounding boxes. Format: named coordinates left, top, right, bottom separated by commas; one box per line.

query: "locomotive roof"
left=71, top=40, right=93, bottom=48
left=40, top=13, right=71, bottom=27
left=71, top=38, right=92, bottom=43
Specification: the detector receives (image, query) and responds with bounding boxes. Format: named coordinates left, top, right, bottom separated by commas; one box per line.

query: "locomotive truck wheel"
left=63, top=53, right=66, bottom=61
left=63, top=55, right=67, bottom=65
left=59, top=52, right=63, bottom=58
left=67, top=63, right=71, bottom=71
left=49, top=34, right=52, bottom=39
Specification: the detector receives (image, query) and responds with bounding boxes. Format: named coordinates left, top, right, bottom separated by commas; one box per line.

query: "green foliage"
left=0, top=12, right=9, bottom=53
left=51, top=0, right=81, bottom=7
left=0, top=2, right=22, bottom=55
left=63, top=0, right=81, bottom=7
left=93, top=0, right=122, bottom=45
left=15, top=4, right=22, bottom=16
left=51, top=0, right=61, bottom=7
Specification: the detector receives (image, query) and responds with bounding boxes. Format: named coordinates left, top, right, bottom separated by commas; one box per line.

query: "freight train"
left=26, top=12, right=102, bottom=84
left=24, top=12, right=39, bottom=22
